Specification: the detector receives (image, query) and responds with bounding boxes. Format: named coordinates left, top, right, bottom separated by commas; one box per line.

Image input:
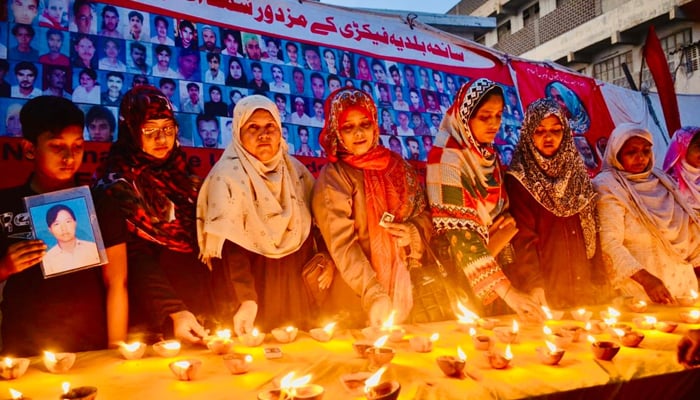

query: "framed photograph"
left=23, top=185, right=107, bottom=278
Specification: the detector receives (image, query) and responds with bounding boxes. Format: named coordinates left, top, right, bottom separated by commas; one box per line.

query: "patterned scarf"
left=320, top=88, right=427, bottom=320
left=197, top=95, right=313, bottom=264
left=426, top=78, right=507, bottom=240
left=506, top=98, right=597, bottom=258
left=663, top=126, right=700, bottom=210
left=94, top=86, right=200, bottom=253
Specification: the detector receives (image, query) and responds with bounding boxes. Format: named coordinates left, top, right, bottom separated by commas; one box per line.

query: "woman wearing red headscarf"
left=311, top=88, right=432, bottom=326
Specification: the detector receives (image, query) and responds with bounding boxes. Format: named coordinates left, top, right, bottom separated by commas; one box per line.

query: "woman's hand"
left=487, top=216, right=518, bottom=257
left=317, top=263, right=334, bottom=290
left=678, top=329, right=700, bottom=368
left=632, top=269, right=675, bottom=304
left=0, top=240, right=46, bottom=279
left=368, top=295, right=392, bottom=328
left=500, top=285, right=545, bottom=322
left=383, top=222, right=421, bottom=249
left=530, top=287, right=549, bottom=307
left=170, top=310, right=208, bottom=343
left=233, top=300, right=258, bottom=337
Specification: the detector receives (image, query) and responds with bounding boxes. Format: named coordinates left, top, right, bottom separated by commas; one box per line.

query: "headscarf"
left=196, top=95, right=313, bottom=264
left=507, top=98, right=597, bottom=258
left=426, top=78, right=507, bottom=240
left=595, top=123, right=700, bottom=262
left=663, top=126, right=700, bottom=209
left=545, top=81, right=590, bottom=135
left=94, top=85, right=201, bottom=253
left=320, top=88, right=427, bottom=320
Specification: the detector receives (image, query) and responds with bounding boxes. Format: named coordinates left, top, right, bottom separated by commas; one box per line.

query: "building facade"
left=447, top=0, right=700, bottom=94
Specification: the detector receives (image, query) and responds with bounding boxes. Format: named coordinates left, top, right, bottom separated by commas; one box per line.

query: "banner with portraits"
left=0, top=0, right=617, bottom=187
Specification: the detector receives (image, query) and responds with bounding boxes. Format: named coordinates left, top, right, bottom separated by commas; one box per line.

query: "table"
left=2, top=304, right=700, bottom=399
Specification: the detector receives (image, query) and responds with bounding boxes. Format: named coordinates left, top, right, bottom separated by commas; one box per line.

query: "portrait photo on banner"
left=24, top=185, right=107, bottom=278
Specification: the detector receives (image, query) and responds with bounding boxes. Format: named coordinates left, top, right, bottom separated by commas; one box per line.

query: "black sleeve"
left=93, top=188, right=129, bottom=248
left=219, top=240, right=258, bottom=305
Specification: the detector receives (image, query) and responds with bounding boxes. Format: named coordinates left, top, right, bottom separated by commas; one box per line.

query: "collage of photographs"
left=0, top=0, right=525, bottom=162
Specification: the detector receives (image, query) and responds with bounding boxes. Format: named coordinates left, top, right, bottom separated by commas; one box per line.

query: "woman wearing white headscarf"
left=197, top=95, right=318, bottom=334
left=593, top=123, right=700, bottom=303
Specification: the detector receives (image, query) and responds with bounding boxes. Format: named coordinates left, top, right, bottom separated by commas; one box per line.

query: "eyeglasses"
left=142, top=125, right=177, bottom=138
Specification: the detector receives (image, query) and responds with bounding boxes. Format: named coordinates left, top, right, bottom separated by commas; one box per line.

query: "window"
left=523, top=3, right=540, bottom=26
left=497, top=21, right=511, bottom=40
left=593, top=51, right=633, bottom=88
left=641, top=29, right=694, bottom=89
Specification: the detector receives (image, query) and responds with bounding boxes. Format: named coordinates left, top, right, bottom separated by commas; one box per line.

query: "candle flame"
left=322, top=322, right=336, bottom=334
left=244, top=354, right=253, bottom=363
left=637, top=300, right=647, bottom=307
left=251, top=328, right=260, bottom=337
left=382, top=311, right=396, bottom=330
left=691, top=289, right=698, bottom=299
left=216, top=329, right=232, bottom=340
left=457, top=346, right=467, bottom=361
left=468, top=327, right=476, bottom=337
left=62, top=381, right=70, bottom=394
left=585, top=322, right=592, bottom=331
left=504, top=344, right=513, bottom=360
left=163, top=341, right=181, bottom=350
left=607, top=307, right=621, bottom=318
left=603, top=317, right=617, bottom=326
left=280, top=371, right=312, bottom=389
left=430, top=333, right=439, bottom=342
left=541, top=306, right=553, bottom=320
left=456, top=301, right=479, bottom=322
left=691, top=310, right=700, bottom=319
left=587, top=335, right=597, bottom=344
left=543, top=326, right=552, bottom=335
left=9, top=388, right=22, bottom=400
left=577, top=308, right=586, bottom=315
left=373, top=335, right=389, bottom=348
left=364, top=366, right=387, bottom=392
left=612, top=328, right=625, bottom=338
left=545, top=340, right=558, bottom=353
left=285, top=326, right=295, bottom=333
left=173, top=360, right=191, bottom=369
left=44, top=351, right=57, bottom=363
left=512, top=320, right=519, bottom=333
left=122, top=342, right=142, bottom=352
left=644, top=316, right=657, bottom=324
left=4, top=357, right=12, bottom=368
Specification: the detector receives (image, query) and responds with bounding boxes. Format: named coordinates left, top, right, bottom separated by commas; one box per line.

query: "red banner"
left=509, top=60, right=616, bottom=175
left=643, top=25, right=681, bottom=137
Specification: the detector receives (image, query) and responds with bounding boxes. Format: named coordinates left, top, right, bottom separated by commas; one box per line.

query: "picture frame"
left=23, top=185, right=107, bottom=278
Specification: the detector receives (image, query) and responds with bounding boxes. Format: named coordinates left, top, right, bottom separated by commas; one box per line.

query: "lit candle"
left=409, top=333, right=438, bottom=353
left=258, top=372, right=324, bottom=400
left=168, top=359, right=202, bottom=381
left=309, top=322, right=336, bottom=342
left=632, top=316, right=657, bottom=330
left=617, top=330, right=645, bottom=348
left=43, top=351, right=76, bottom=373
left=118, top=341, right=146, bottom=360
left=654, top=320, right=678, bottom=333
left=680, top=309, right=700, bottom=324
left=0, top=357, right=30, bottom=380
left=456, top=301, right=479, bottom=331
left=152, top=340, right=181, bottom=357
left=676, top=290, right=698, bottom=306
left=60, top=382, right=98, bottom=400
left=366, top=335, right=395, bottom=370
left=493, top=320, right=518, bottom=344
left=8, top=389, right=25, bottom=400
left=436, top=347, right=467, bottom=378
left=364, top=366, right=401, bottom=400
left=223, top=353, right=253, bottom=375
left=542, top=306, right=553, bottom=320
left=207, top=329, right=234, bottom=355
left=271, top=326, right=299, bottom=344
left=469, top=327, right=493, bottom=351
left=626, top=299, right=648, bottom=313
left=543, top=326, right=572, bottom=349
left=536, top=340, right=565, bottom=366
left=380, top=311, right=405, bottom=342
left=572, top=308, right=592, bottom=322
left=240, top=328, right=265, bottom=347
left=487, top=344, right=512, bottom=369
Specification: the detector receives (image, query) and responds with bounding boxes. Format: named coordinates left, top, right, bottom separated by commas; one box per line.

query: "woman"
left=204, top=85, right=228, bottom=117
left=426, top=78, right=544, bottom=320
left=225, top=57, right=248, bottom=87
left=227, top=89, right=244, bottom=118
left=663, top=126, right=700, bottom=211
left=339, top=51, right=354, bottom=79
left=356, top=57, right=372, bottom=81
left=379, top=108, right=397, bottom=135
left=408, top=88, right=424, bottom=113
left=505, top=98, right=608, bottom=309
left=323, top=48, right=338, bottom=74
left=312, top=88, right=432, bottom=326
left=197, top=95, right=319, bottom=334
left=593, top=123, right=700, bottom=303
left=72, top=68, right=100, bottom=105
left=94, top=86, right=225, bottom=343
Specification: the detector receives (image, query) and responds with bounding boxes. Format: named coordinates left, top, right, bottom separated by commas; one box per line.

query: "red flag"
left=643, top=25, right=681, bottom=137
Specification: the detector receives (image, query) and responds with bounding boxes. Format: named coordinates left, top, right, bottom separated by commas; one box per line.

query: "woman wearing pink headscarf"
left=663, top=126, right=700, bottom=212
